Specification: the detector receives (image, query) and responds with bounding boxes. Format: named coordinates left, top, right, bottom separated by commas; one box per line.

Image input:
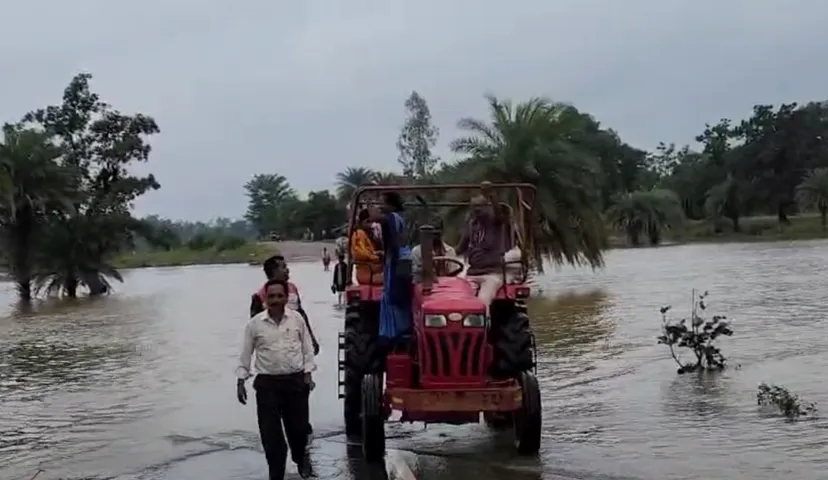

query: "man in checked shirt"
left=237, top=278, right=316, bottom=479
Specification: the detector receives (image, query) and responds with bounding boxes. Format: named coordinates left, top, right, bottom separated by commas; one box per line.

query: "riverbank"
left=113, top=240, right=335, bottom=269
left=607, top=213, right=827, bottom=248
left=113, top=214, right=827, bottom=268
left=681, top=212, right=827, bottom=243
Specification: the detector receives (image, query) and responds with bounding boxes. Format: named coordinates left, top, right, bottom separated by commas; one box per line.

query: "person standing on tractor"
left=331, top=253, right=348, bottom=305
left=376, top=192, right=413, bottom=344
left=350, top=208, right=383, bottom=285
left=236, top=278, right=316, bottom=479
left=456, top=186, right=508, bottom=310
left=321, top=247, right=331, bottom=271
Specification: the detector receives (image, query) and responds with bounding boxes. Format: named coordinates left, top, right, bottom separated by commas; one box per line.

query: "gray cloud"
left=2, top=0, right=826, bottom=220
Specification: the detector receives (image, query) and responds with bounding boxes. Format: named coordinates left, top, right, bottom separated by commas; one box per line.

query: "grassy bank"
left=677, top=213, right=828, bottom=244
left=113, top=242, right=278, bottom=269
left=604, top=213, right=827, bottom=249
left=113, top=214, right=828, bottom=269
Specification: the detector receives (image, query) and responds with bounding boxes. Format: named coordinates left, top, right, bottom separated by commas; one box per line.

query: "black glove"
left=330, top=285, right=336, bottom=294
left=236, top=379, right=247, bottom=405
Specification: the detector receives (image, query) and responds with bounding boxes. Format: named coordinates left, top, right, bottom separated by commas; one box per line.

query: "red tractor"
left=337, top=183, right=541, bottom=462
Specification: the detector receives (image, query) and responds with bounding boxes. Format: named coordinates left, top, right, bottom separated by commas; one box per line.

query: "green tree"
left=396, top=91, right=440, bottom=180
left=244, top=173, right=295, bottom=236
left=796, top=168, right=828, bottom=230
left=373, top=171, right=403, bottom=185
left=21, top=73, right=160, bottom=297
left=734, top=103, right=828, bottom=224
left=335, top=167, right=376, bottom=204
left=606, top=189, right=685, bottom=246
left=705, top=175, right=748, bottom=232
left=449, top=95, right=607, bottom=270
left=0, top=125, right=75, bottom=301
left=299, top=190, right=346, bottom=238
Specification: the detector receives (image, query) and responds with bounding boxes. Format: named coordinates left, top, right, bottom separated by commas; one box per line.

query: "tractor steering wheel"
left=433, top=256, right=465, bottom=277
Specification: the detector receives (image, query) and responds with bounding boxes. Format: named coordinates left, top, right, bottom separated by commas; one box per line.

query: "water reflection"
left=2, top=340, right=132, bottom=390
left=529, top=289, right=614, bottom=351
left=662, top=371, right=733, bottom=421
left=344, top=445, right=388, bottom=480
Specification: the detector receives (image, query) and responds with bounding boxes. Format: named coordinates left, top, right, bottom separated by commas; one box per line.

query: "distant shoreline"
left=113, top=240, right=337, bottom=269
left=101, top=213, right=828, bottom=270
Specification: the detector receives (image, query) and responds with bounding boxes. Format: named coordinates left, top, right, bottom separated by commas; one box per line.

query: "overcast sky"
left=1, top=0, right=826, bottom=221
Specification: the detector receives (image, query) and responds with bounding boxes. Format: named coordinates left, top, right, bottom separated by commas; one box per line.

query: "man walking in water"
left=237, top=278, right=316, bottom=479
left=250, top=255, right=319, bottom=435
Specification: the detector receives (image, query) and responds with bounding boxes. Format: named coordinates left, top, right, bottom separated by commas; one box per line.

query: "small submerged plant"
left=757, top=383, right=817, bottom=420
left=657, top=290, right=734, bottom=374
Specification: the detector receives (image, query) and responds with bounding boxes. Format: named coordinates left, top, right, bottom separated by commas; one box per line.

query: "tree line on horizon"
left=244, top=91, right=828, bottom=257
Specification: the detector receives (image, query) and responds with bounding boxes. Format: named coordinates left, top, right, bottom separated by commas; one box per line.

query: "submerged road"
left=3, top=240, right=828, bottom=479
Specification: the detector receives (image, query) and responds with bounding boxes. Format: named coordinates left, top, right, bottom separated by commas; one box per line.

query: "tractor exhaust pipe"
left=419, top=224, right=435, bottom=293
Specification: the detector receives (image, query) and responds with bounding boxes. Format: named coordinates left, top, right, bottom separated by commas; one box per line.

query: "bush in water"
left=657, top=290, right=733, bottom=374
left=757, top=383, right=816, bottom=419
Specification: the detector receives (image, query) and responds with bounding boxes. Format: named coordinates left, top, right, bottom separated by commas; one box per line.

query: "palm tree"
left=449, top=95, right=607, bottom=271
left=335, top=167, right=376, bottom=204
left=373, top=171, right=402, bottom=185
left=796, top=168, right=828, bottom=231
left=606, top=189, right=685, bottom=246
left=31, top=214, right=133, bottom=298
left=0, top=125, right=75, bottom=302
left=705, top=175, right=747, bottom=233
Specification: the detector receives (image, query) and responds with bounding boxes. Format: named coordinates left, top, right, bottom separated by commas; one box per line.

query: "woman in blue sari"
left=377, top=192, right=412, bottom=343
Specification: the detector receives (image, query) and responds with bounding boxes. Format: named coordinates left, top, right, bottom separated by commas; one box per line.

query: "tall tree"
left=396, top=91, right=440, bottom=180
left=450, top=95, right=607, bottom=270
left=796, top=168, right=828, bottom=230
left=0, top=125, right=75, bottom=301
left=19, top=73, right=160, bottom=298
left=335, top=167, right=376, bottom=204
left=243, top=173, right=295, bottom=236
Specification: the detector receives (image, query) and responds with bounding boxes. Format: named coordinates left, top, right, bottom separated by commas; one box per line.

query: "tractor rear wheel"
left=361, top=373, right=386, bottom=462
left=492, top=309, right=534, bottom=377
left=343, top=302, right=380, bottom=436
left=513, top=370, right=542, bottom=455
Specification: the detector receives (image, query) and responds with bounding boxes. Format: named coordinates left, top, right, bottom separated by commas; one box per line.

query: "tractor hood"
left=421, top=277, right=486, bottom=314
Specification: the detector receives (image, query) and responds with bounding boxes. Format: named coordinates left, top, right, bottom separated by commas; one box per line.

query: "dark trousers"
left=253, top=373, right=310, bottom=480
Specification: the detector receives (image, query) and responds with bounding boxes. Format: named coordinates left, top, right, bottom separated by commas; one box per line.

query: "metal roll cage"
left=346, top=183, right=537, bottom=285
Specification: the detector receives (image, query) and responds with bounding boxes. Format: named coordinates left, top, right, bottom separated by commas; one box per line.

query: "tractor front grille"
left=422, top=331, right=486, bottom=378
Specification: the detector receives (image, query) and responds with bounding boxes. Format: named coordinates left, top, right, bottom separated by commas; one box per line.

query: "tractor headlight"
left=462, top=314, right=486, bottom=327
left=425, top=315, right=447, bottom=327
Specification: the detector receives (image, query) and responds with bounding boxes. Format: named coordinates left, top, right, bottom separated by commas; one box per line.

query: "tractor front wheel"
left=513, top=370, right=542, bottom=455
left=361, top=373, right=386, bottom=462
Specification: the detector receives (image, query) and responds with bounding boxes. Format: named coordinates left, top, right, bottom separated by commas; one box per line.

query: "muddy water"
left=2, top=240, right=828, bottom=480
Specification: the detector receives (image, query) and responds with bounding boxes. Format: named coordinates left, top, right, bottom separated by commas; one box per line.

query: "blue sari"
left=379, top=211, right=412, bottom=339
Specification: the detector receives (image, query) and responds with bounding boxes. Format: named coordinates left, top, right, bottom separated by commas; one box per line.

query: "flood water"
left=2, top=240, right=828, bottom=480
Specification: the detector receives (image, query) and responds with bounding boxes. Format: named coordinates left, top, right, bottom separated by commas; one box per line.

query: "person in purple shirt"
left=456, top=190, right=509, bottom=311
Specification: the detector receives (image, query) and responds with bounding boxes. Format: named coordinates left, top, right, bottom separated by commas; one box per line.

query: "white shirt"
left=411, top=243, right=458, bottom=279
left=236, top=309, right=317, bottom=380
